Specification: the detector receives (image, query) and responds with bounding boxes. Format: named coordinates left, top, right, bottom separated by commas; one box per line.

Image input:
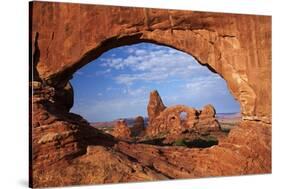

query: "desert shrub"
left=201, top=135, right=217, bottom=142
left=173, top=135, right=218, bottom=148
left=173, top=139, right=188, bottom=147
left=155, top=131, right=169, bottom=138
left=140, top=138, right=165, bottom=146
left=142, top=135, right=152, bottom=141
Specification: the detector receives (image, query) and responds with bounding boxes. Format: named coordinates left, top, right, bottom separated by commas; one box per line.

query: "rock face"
left=31, top=2, right=271, bottom=123
left=30, top=2, right=271, bottom=188
left=111, top=120, right=131, bottom=140
left=146, top=91, right=221, bottom=137
left=131, top=116, right=145, bottom=137
left=34, top=145, right=168, bottom=187
left=197, top=104, right=221, bottom=131
left=147, top=90, right=166, bottom=127
left=116, top=121, right=271, bottom=179
left=31, top=86, right=117, bottom=170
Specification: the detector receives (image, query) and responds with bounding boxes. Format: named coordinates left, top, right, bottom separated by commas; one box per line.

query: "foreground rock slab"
left=33, top=121, right=271, bottom=187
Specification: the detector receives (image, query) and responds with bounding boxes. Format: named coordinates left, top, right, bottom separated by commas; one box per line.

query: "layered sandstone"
left=30, top=1, right=271, bottom=187
left=33, top=145, right=168, bottom=187
left=116, top=121, right=271, bottom=179
left=31, top=2, right=271, bottom=123
left=111, top=120, right=131, bottom=141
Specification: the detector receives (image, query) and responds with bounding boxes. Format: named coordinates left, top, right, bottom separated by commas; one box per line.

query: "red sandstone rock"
left=30, top=2, right=271, bottom=187
left=116, top=121, right=271, bottom=179
left=131, top=116, right=145, bottom=137
left=33, top=145, right=168, bottom=187
left=111, top=120, right=131, bottom=141
left=146, top=91, right=220, bottom=137
left=201, top=104, right=216, bottom=117
left=36, top=120, right=270, bottom=188
left=31, top=2, right=271, bottom=123
left=147, top=90, right=166, bottom=126
left=197, top=104, right=221, bottom=131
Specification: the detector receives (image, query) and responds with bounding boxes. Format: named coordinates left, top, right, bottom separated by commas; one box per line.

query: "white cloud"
left=114, top=72, right=170, bottom=85
left=101, top=58, right=124, bottom=70
left=127, top=47, right=135, bottom=53
left=134, top=49, right=147, bottom=56
left=95, top=68, right=111, bottom=76
left=181, top=75, right=227, bottom=98
left=100, top=45, right=209, bottom=86
left=127, top=86, right=147, bottom=97
left=106, top=87, right=112, bottom=91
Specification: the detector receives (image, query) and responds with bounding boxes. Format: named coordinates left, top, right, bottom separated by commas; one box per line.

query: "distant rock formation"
left=197, top=104, right=221, bottom=131
left=131, top=116, right=145, bottom=137
left=146, top=90, right=221, bottom=137
left=147, top=90, right=166, bottom=127
left=111, top=119, right=131, bottom=140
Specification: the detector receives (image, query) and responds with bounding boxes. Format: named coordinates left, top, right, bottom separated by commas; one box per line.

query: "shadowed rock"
left=131, top=116, right=145, bottom=137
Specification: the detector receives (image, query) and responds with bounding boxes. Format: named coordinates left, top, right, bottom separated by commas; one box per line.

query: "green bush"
left=173, top=139, right=187, bottom=147
left=173, top=135, right=218, bottom=148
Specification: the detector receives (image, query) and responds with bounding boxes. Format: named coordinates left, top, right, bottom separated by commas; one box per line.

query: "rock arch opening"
left=69, top=42, right=241, bottom=144
left=30, top=3, right=271, bottom=186
left=180, top=112, right=188, bottom=121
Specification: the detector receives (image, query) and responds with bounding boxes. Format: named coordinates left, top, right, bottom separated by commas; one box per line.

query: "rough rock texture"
left=116, top=121, right=271, bottom=179
left=111, top=120, right=131, bottom=140
left=147, top=90, right=166, bottom=127
left=131, top=116, right=145, bottom=137
left=146, top=91, right=221, bottom=137
left=30, top=2, right=271, bottom=187
left=31, top=81, right=117, bottom=170
left=33, top=145, right=168, bottom=187
left=197, top=104, right=221, bottom=132
left=31, top=2, right=271, bottom=123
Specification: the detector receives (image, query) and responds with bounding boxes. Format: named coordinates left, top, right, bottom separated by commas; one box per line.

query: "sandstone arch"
left=30, top=2, right=271, bottom=187
left=31, top=2, right=271, bottom=122
left=146, top=100, right=221, bottom=136
left=159, top=105, right=198, bottom=134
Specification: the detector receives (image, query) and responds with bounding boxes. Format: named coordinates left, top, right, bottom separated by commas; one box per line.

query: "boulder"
left=197, top=104, right=221, bottom=131
left=111, top=120, right=131, bottom=140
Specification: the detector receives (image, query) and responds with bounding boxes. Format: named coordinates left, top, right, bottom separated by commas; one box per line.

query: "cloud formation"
left=100, top=44, right=206, bottom=85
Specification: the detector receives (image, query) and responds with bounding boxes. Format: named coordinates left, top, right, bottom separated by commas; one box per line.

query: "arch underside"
left=30, top=2, right=271, bottom=187
left=37, top=26, right=270, bottom=124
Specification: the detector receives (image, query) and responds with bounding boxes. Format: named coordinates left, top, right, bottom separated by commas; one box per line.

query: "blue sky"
left=70, top=43, right=240, bottom=122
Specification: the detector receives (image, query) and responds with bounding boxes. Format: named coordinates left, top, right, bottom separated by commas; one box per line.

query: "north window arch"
left=69, top=42, right=241, bottom=131
left=44, top=32, right=256, bottom=122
